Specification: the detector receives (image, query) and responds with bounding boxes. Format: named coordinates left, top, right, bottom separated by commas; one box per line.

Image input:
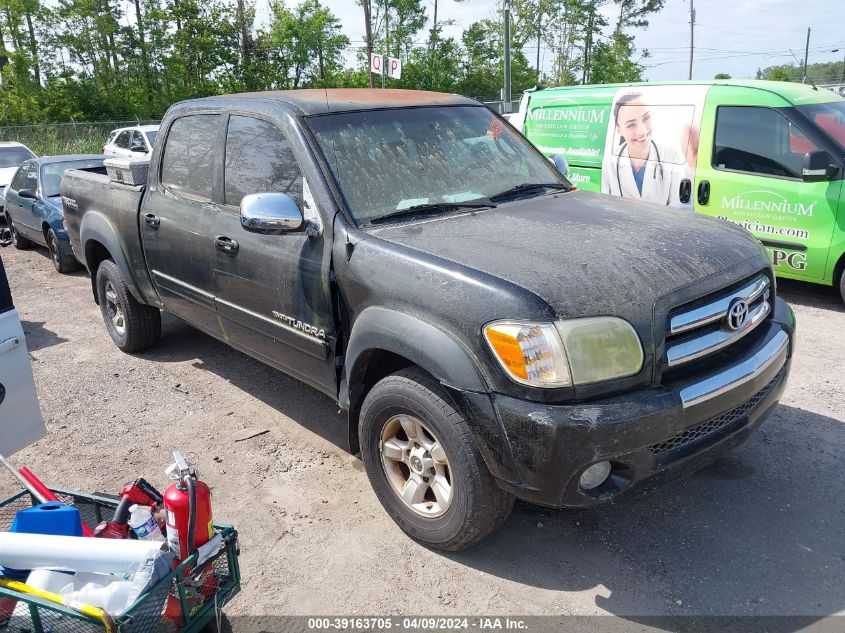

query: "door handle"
left=215, top=235, right=239, bottom=254
left=144, top=213, right=160, bottom=228
left=679, top=178, right=691, bottom=204
left=0, top=337, right=20, bottom=356
left=697, top=180, right=710, bottom=206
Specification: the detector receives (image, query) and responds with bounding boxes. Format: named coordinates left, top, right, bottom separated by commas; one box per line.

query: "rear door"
left=0, top=253, right=46, bottom=456
left=695, top=87, right=841, bottom=281
left=211, top=114, right=337, bottom=397
left=6, top=161, right=41, bottom=242
left=140, top=114, right=223, bottom=337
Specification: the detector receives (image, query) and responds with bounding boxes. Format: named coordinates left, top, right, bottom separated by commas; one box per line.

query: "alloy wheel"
left=104, top=281, right=126, bottom=335
left=379, top=414, right=453, bottom=517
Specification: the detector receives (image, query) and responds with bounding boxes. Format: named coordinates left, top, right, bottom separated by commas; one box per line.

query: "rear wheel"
left=8, top=216, right=31, bottom=250
left=360, top=367, right=514, bottom=551
left=95, top=259, right=161, bottom=352
left=47, top=228, right=78, bottom=273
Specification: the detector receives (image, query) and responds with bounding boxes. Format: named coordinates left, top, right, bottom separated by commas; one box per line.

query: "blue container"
left=10, top=502, right=84, bottom=537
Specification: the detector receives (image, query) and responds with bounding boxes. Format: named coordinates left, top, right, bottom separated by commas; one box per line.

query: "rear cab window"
left=160, top=115, right=219, bottom=200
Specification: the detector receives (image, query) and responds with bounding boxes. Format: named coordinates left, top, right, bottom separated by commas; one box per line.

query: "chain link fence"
left=0, top=120, right=160, bottom=156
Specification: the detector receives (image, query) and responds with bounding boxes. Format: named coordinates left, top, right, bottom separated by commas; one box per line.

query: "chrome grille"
left=665, top=274, right=771, bottom=369
left=649, top=368, right=781, bottom=456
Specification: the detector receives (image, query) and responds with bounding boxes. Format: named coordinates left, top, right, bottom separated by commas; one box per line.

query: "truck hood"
left=367, top=190, right=766, bottom=323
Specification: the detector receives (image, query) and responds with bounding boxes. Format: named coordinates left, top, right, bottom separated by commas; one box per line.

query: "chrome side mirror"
left=551, top=154, right=569, bottom=177
left=240, top=193, right=303, bottom=233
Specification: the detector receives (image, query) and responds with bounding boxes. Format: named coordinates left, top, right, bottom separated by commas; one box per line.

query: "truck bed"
left=61, top=168, right=158, bottom=305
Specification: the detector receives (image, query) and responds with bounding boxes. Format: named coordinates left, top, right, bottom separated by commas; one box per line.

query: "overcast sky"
left=264, top=0, right=843, bottom=84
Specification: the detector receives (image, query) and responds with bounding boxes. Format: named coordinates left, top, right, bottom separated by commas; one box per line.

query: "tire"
left=8, top=215, right=31, bottom=250
left=360, top=367, right=514, bottom=551
left=95, top=259, right=161, bottom=352
left=839, top=267, right=845, bottom=305
left=47, top=228, right=78, bottom=273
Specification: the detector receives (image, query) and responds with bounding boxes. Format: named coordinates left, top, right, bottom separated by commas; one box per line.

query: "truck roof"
left=190, top=89, right=480, bottom=115
left=529, top=80, right=843, bottom=107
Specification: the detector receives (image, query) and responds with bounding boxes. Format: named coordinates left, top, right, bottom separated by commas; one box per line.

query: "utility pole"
left=503, top=0, right=512, bottom=110
left=688, top=0, right=695, bottom=80
left=364, top=0, right=374, bottom=88
left=582, top=1, right=595, bottom=84
left=383, top=0, right=389, bottom=88
left=802, top=27, right=811, bottom=83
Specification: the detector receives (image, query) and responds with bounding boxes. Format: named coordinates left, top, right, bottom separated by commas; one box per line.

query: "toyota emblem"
left=726, top=299, right=749, bottom=331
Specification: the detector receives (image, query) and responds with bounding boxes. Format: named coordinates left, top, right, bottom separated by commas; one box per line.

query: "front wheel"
left=360, top=367, right=514, bottom=551
left=95, top=259, right=161, bottom=352
left=839, top=267, right=845, bottom=305
left=47, top=228, right=78, bottom=273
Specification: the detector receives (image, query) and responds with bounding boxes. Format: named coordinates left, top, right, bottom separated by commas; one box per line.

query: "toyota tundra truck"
left=61, top=89, right=795, bottom=550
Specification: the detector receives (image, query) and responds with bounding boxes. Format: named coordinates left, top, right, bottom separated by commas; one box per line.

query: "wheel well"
left=84, top=240, right=113, bottom=304
left=347, top=349, right=415, bottom=454
left=42, top=223, right=51, bottom=242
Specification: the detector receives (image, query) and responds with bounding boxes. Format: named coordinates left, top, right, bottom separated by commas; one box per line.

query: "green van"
left=512, top=80, right=845, bottom=302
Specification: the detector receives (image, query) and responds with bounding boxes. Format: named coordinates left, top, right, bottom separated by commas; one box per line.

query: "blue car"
left=4, top=155, right=104, bottom=273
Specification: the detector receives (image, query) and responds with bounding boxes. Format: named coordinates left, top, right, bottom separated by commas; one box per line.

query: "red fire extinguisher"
left=163, top=451, right=213, bottom=564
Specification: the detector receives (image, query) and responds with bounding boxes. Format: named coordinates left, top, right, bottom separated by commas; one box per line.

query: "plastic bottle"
left=128, top=505, right=164, bottom=542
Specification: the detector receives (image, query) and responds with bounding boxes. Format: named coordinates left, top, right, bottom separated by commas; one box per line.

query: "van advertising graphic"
left=521, top=82, right=845, bottom=286
left=523, top=93, right=612, bottom=170
left=600, top=86, right=707, bottom=207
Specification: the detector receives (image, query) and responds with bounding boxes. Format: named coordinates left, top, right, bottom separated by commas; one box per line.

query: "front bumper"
left=449, top=297, right=795, bottom=508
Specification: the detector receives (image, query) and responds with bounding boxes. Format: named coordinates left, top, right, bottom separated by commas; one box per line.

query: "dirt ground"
left=2, top=244, right=844, bottom=626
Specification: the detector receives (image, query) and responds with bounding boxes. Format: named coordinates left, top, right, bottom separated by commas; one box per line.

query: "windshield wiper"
left=489, top=182, right=569, bottom=202
left=368, top=200, right=496, bottom=225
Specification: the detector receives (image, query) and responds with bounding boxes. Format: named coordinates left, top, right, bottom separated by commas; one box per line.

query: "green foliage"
left=714, top=73, right=731, bottom=79
left=756, top=60, right=844, bottom=84
left=0, top=0, right=664, bottom=126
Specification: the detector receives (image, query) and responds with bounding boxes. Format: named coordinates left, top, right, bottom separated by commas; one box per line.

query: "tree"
left=262, top=0, right=349, bottom=89
left=714, top=72, right=731, bottom=79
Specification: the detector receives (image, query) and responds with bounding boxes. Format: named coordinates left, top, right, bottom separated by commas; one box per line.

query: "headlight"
left=484, top=317, right=643, bottom=388
left=483, top=321, right=571, bottom=387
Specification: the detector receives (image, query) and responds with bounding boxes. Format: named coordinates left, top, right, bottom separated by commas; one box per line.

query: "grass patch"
left=1, top=121, right=159, bottom=156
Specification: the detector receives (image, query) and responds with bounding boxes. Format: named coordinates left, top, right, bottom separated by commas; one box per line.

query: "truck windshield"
left=306, top=105, right=568, bottom=225
left=797, top=101, right=845, bottom=151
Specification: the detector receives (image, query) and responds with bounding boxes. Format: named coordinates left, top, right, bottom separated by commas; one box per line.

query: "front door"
left=211, top=114, right=337, bottom=397
left=695, top=89, right=842, bottom=281
left=140, top=114, right=223, bottom=336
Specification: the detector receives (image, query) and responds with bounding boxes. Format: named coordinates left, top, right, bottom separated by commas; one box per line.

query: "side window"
left=131, top=131, right=145, bottom=149
left=713, top=106, right=819, bottom=179
left=114, top=132, right=131, bottom=149
left=160, top=115, right=219, bottom=199
left=17, top=162, right=37, bottom=192
left=107, top=131, right=118, bottom=145
left=9, top=164, right=28, bottom=191
left=223, top=116, right=303, bottom=208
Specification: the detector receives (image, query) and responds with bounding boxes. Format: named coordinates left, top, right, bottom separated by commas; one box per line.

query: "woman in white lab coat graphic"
left=601, top=92, right=686, bottom=206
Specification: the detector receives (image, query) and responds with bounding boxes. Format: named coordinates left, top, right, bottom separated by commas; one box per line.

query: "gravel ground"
left=2, top=245, right=844, bottom=626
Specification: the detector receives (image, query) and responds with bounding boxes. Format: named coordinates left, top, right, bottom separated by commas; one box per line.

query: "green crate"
left=0, top=488, right=240, bottom=633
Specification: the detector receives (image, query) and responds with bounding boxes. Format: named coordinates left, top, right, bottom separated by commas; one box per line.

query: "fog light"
left=579, top=461, right=612, bottom=490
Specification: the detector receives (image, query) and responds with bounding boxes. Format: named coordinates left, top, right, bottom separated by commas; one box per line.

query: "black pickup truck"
left=62, top=89, right=795, bottom=550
